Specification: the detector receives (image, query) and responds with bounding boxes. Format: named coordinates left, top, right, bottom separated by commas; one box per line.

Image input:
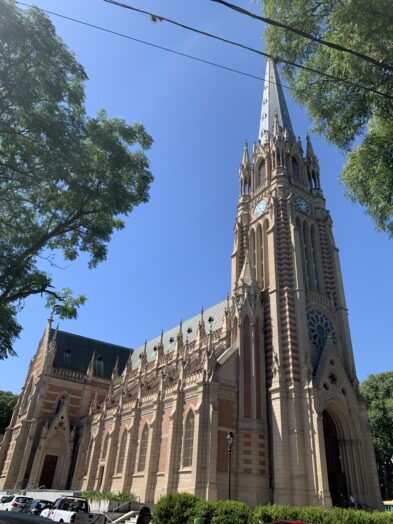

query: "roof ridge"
left=50, top=328, right=132, bottom=352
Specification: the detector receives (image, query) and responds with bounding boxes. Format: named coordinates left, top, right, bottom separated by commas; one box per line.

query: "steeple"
left=259, top=59, right=294, bottom=141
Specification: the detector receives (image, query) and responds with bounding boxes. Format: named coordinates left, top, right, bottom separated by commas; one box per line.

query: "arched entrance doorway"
left=323, top=410, right=347, bottom=507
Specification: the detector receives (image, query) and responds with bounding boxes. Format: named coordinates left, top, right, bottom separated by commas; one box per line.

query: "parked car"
left=20, top=501, right=53, bottom=516
left=0, top=497, right=33, bottom=512
left=40, top=497, right=106, bottom=524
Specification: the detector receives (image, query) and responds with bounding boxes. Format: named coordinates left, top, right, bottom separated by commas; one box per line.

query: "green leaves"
left=0, top=1, right=153, bottom=359
left=360, top=372, right=393, bottom=499
left=259, top=0, right=393, bottom=236
left=0, top=390, right=18, bottom=432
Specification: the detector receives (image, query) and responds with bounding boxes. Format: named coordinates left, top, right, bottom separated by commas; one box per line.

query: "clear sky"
left=1, top=0, right=392, bottom=394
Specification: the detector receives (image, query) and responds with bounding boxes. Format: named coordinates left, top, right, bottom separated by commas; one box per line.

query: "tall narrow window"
left=117, top=431, right=128, bottom=474
left=303, top=222, right=316, bottom=290
left=102, top=433, right=109, bottom=460
left=250, top=229, right=256, bottom=275
left=95, top=355, right=104, bottom=377
left=183, top=411, right=195, bottom=467
left=257, top=225, right=264, bottom=287
left=311, top=225, right=323, bottom=293
left=255, top=318, right=262, bottom=419
left=138, top=425, right=149, bottom=472
left=258, top=160, right=266, bottom=186
left=263, top=220, right=270, bottom=287
left=292, top=157, right=300, bottom=179
left=297, top=218, right=307, bottom=289
left=243, top=316, right=251, bottom=417
left=232, top=317, right=238, bottom=343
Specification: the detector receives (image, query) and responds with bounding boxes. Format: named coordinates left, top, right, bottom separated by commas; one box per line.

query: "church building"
left=0, top=60, right=383, bottom=510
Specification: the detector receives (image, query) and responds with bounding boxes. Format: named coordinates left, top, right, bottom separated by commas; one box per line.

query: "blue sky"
left=1, top=0, right=392, bottom=394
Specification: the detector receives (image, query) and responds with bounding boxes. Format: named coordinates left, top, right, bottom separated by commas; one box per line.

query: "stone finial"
left=241, top=141, right=249, bottom=165
left=306, top=133, right=315, bottom=158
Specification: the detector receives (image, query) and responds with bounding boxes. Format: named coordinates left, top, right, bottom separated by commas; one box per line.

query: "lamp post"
left=226, top=431, right=234, bottom=500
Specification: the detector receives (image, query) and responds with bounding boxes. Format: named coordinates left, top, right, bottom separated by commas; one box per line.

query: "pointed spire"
left=259, top=59, right=294, bottom=141
left=87, top=351, right=96, bottom=378
left=297, top=136, right=304, bottom=155
left=241, top=141, right=249, bottom=165
left=111, top=355, right=119, bottom=380
left=306, top=133, right=315, bottom=158
left=238, top=251, right=256, bottom=287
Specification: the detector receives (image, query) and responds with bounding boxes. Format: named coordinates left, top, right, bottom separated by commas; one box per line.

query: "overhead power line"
left=103, top=0, right=393, bottom=100
left=211, top=0, right=393, bottom=73
left=10, top=2, right=325, bottom=101
left=15, top=1, right=265, bottom=81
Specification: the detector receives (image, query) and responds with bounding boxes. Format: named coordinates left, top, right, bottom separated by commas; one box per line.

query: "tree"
left=258, top=0, right=393, bottom=236
left=360, top=372, right=393, bottom=500
left=0, top=390, right=18, bottom=433
left=0, top=1, right=153, bottom=359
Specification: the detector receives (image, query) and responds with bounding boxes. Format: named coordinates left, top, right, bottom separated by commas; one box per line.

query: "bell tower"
left=231, top=59, right=382, bottom=508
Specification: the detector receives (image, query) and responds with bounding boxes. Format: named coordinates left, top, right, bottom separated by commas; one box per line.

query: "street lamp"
left=226, top=431, right=234, bottom=500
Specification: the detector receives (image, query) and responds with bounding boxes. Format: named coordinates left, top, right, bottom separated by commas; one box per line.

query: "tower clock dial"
left=295, top=196, right=310, bottom=215
left=253, top=199, right=267, bottom=218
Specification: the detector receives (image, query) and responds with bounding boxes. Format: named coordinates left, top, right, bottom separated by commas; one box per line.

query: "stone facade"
left=0, top=59, right=383, bottom=510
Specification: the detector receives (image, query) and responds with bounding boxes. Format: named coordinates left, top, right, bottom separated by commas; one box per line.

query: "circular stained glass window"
left=307, top=309, right=336, bottom=352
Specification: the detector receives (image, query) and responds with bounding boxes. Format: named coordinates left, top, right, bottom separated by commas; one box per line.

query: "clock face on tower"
left=253, top=199, right=267, bottom=218
left=294, top=196, right=311, bottom=215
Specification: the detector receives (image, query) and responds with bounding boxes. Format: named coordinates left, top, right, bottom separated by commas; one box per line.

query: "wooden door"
left=39, top=454, right=58, bottom=489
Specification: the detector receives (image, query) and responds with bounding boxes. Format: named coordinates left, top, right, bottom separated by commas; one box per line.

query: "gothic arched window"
left=243, top=316, right=251, bottom=417
left=292, top=157, right=300, bottom=179
left=257, top=225, right=263, bottom=287
left=95, top=355, right=104, bottom=377
left=183, top=411, right=195, bottom=467
left=258, top=160, right=266, bottom=187
left=263, top=220, right=270, bottom=287
left=117, top=430, right=128, bottom=474
left=250, top=229, right=256, bottom=274
left=138, top=425, right=149, bottom=472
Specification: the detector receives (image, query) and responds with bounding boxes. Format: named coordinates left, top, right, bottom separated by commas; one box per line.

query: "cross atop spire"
left=259, top=59, right=294, bottom=140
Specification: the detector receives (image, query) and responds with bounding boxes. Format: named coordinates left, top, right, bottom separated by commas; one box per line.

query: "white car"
left=40, top=496, right=106, bottom=524
left=0, top=495, right=33, bottom=512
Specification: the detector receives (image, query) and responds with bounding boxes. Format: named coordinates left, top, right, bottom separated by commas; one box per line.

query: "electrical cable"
left=103, top=0, right=393, bottom=100
left=210, top=0, right=393, bottom=73
left=16, top=0, right=393, bottom=99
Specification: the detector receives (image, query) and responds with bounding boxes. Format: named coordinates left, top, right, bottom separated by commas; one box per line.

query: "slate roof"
left=131, top=299, right=227, bottom=365
left=51, top=329, right=132, bottom=379
left=259, top=59, right=294, bottom=140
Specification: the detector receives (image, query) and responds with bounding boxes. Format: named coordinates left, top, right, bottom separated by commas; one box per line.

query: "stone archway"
left=322, top=410, right=347, bottom=507
left=37, top=431, right=69, bottom=489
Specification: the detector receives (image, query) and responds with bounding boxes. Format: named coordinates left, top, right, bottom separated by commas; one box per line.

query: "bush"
left=149, top=495, right=393, bottom=524
left=254, top=504, right=393, bottom=524
left=153, top=492, right=204, bottom=524
left=211, top=500, right=253, bottom=524
left=81, top=490, right=137, bottom=502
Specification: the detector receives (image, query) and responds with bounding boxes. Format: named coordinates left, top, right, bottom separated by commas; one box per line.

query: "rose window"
left=307, top=309, right=336, bottom=352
